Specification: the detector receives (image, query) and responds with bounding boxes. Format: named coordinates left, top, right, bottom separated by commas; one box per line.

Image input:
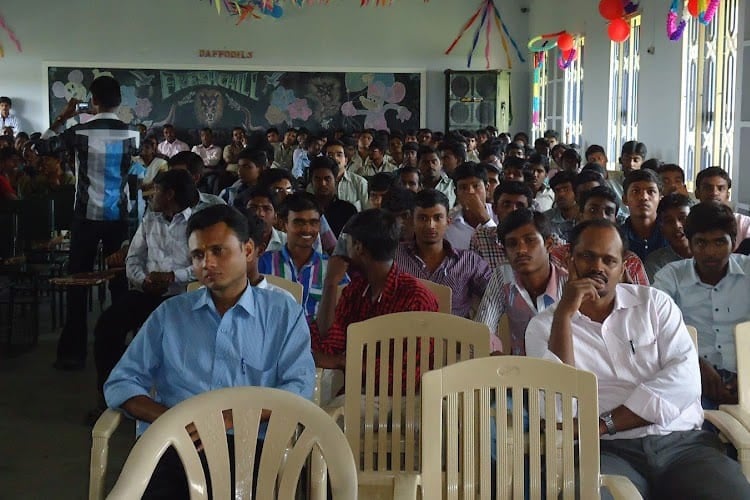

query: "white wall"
left=528, top=0, right=685, bottom=163
left=0, top=0, right=530, bottom=135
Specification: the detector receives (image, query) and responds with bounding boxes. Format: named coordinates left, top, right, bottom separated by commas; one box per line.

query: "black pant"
left=56, top=217, right=128, bottom=363
left=143, top=436, right=264, bottom=499
left=94, top=290, right=168, bottom=394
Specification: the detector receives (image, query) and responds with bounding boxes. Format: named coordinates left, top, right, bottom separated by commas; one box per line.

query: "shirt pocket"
left=620, top=334, right=660, bottom=382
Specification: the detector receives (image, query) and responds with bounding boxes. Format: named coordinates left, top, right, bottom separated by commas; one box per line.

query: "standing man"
left=395, top=189, right=491, bottom=318
left=157, top=124, right=188, bottom=158
left=40, top=76, right=140, bottom=370
left=0, top=96, right=20, bottom=135
left=104, top=204, right=315, bottom=498
left=526, top=219, right=750, bottom=499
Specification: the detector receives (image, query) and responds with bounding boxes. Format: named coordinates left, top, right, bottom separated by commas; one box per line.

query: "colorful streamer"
left=0, top=14, right=22, bottom=54
left=699, top=0, right=720, bottom=24
left=666, top=0, right=688, bottom=41
left=445, top=0, right=525, bottom=69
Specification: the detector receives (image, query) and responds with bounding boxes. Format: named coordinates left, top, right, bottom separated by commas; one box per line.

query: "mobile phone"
left=76, top=102, right=90, bottom=112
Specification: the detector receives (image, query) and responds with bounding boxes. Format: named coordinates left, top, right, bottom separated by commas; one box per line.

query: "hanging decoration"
left=444, top=0, right=525, bottom=69
left=558, top=48, right=577, bottom=70
left=359, top=0, right=429, bottom=5
left=608, top=17, right=630, bottom=42
left=598, top=0, right=639, bottom=43
left=0, top=13, right=22, bottom=58
left=666, top=0, right=689, bottom=41
left=531, top=52, right=544, bottom=127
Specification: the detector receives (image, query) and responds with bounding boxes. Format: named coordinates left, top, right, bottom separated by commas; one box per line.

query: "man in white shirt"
left=314, top=139, right=368, bottom=211
left=190, top=127, right=222, bottom=169
left=157, top=124, right=189, bottom=158
left=92, top=169, right=196, bottom=416
left=526, top=219, right=750, bottom=499
left=445, top=162, right=497, bottom=250
left=0, top=96, right=20, bottom=135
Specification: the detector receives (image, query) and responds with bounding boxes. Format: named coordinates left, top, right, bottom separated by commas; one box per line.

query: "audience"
left=621, top=169, right=668, bottom=261
left=219, top=148, right=265, bottom=208
left=157, top=124, right=189, bottom=158
left=320, top=139, right=368, bottom=210
left=417, top=145, right=455, bottom=207
left=694, top=166, right=750, bottom=246
left=394, top=189, right=491, bottom=318
left=307, top=156, right=357, bottom=237
left=526, top=154, right=554, bottom=211
left=445, top=162, right=497, bottom=250
left=645, top=193, right=693, bottom=280
left=544, top=170, right=578, bottom=243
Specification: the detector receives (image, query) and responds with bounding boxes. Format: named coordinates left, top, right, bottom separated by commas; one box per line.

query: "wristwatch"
left=600, top=411, right=617, bottom=435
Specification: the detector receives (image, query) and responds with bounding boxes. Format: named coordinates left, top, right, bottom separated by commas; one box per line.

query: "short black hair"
left=278, top=192, right=320, bottom=219
left=561, top=148, right=581, bottom=166
left=246, top=186, right=278, bottom=211
left=492, top=180, right=534, bottom=206
left=258, top=168, right=294, bottom=192
left=584, top=144, right=606, bottom=159
left=623, top=168, right=662, bottom=195
left=153, top=169, right=198, bottom=210
left=543, top=130, right=559, bottom=140
left=187, top=204, right=249, bottom=243
left=502, top=156, right=525, bottom=172
left=439, top=141, right=467, bottom=163
left=369, top=140, right=387, bottom=153
left=497, top=208, right=551, bottom=246
left=526, top=153, right=549, bottom=172
left=573, top=170, right=605, bottom=192
left=168, top=151, right=204, bottom=176
left=243, top=213, right=266, bottom=247
left=413, top=188, right=450, bottom=214
left=549, top=170, right=577, bottom=191
left=0, top=146, right=19, bottom=162
left=417, top=145, right=438, bottom=161
left=453, top=162, right=488, bottom=185
left=304, top=134, right=324, bottom=149
left=658, top=163, right=686, bottom=183
left=266, top=127, right=279, bottom=135
left=382, top=186, right=416, bottom=214
left=696, top=166, right=731, bottom=190
left=580, top=162, right=606, bottom=177
left=237, top=148, right=268, bottom=168
left=657, top=193, right=691, bottom=216
left=478, top=141, right=504, bottom=161
left=641, top=159, right=662, bottom=172
left=200, top=127, right=212, bottom=135
left=398, top=165, right=421, bottom=179
left=0, top=97, right=11, bottom=107
left=369, top=172, right=394, bottom=193
left=89, top=76, right=121, bottom=108
left=685, top=201, right=737, bottom=243
left=326, top=139, right=345, bottom=150
left=578, top=185, right=619, bottom=213
left=569, top=219, right=628, bottom=256
left=621, top=140, right=647, bottom=158
left=309, top=155, right=339, bottom=178
left=347, top=209, right=400, bottom=261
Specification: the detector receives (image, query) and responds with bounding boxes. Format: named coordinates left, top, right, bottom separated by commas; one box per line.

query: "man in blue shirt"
left=621, top=169, right=668, bottom=261
left=104, top=204, right=315, bottom=498
left=654, top=202, right=750, bottom=409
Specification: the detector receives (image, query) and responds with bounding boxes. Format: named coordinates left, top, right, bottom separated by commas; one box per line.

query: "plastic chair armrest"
left=600, top=474, right=643, bottom=499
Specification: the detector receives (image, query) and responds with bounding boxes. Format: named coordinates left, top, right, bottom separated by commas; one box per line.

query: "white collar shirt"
left=444, top=203, right=497, bottom=250
left=526, top=284, right=703, bottom=439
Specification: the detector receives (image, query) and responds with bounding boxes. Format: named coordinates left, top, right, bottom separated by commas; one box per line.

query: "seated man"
left=382, top=186, right=416, bottom=242
left=645, top=193, right=692, bottom=280
left=355, top=140, right=397, bottom=178
left=399, top=141, right=419, bottom=169
left=501, top=156, right=525, bottom=182
left=395, top=189, right=491, bottom=318
left=93, top=169, right=198, bottom=420
left=245, top=187, right=285, bottom=254
left=366, top=171, right=394, bottom=209
left=475, top=208, right=567, bottom=354
left=190, top=127, right=222, bottom=170
left=167, top=151, right=225, bottom=211
left=543, top=170, right=579, bottom=243
left=319, top=139, right=369, bottom=211
left=550, top=186, right=649, bottom=285
left=258, top=192, right=348, bottom=320
left=654, top=202, right=750, bottom=409
left=397, top=165, right=422, bottom=193
left=439, top=141, right=467, bottom=178
left=526, top=154, right=554, bottom=212
left=694, top=166, right=750, bottom=247
left=418, top=145, right=456, bottom=207
left=470, top=181, right=534, bottom=270
left=291, top=134, right=325, bottom=180
left=621, top=169, right=668, bottom=262
left=222, top=126, right=246, bottom=171
left=157, top=124, right=188, bottom=158
left=104, top=204, right=315, bottom=498
left=445, top=162, right=497, bottom=250
left=312, top=209, right=438, bottom=382
left=526, top=219, right=750, bottom=500
left=307, top=156, right=358, bottom=237
left=219, top=148, right=265, bottom=208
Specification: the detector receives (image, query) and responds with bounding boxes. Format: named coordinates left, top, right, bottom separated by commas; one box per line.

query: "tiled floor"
left=0, top=300, right=134, bottom=499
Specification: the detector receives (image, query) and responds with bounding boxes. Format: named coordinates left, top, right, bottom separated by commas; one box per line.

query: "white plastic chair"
left=263, top=274, right=304, bottom=304
left=415, top=278, right=453, bottom=314
left=106, top=387, right=358, bottom=499
left=325, top=311, right=490, bottom=499
left=420, top=356, right=642, bottom=499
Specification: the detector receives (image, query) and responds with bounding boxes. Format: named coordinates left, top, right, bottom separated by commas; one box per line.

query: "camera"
left=76, top=102, right=90, bottom=112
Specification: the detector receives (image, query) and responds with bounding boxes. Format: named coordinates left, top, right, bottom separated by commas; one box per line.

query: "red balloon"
left=557, top=33, right=575, bottom=52
left=608, top=18, right=631, bottom=43
left=562, top=49, right=576, bottom=61
left=687, top=0, right=699, bottom=17
left=599, top=0, right=624, bottom=21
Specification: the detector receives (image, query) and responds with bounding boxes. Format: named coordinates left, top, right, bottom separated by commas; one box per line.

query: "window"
left=531, top=38, right=585, bottom=146
left=607, top=16, right=641, bottom=167
left=679, top=0, right=739, bottom=186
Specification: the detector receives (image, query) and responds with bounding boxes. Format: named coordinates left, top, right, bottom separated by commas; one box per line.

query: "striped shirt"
left=43, top=113, right=140, bottom=221
left=394, top=239, right=491, bottom=317
left=475, top=261, right=568, bottom=355
left=258, top=245, right=349, bottom=319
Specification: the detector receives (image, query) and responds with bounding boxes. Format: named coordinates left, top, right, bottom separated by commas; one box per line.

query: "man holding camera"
left=40, top=76, right=140, bottom=370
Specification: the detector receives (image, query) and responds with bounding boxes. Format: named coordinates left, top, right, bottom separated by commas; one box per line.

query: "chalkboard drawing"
left=194, top=88, right=225, bottom=126
left=305, top=75, right=343, bottom=123
left=135, top=98, right=153, bottom=119
left=51, top=69, right=89, bottom=102
left=341, top=77, right=412, bottom=132
left=265, top=86, right=312, bottom=126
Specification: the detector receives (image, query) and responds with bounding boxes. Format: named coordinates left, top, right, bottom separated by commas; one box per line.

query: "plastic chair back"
left=107, top=387, right=358, bottom=500
left=421, top=356, right=603, bottom=499
left=344, top=312, right=489, bottom=480
left=263, top=274, right=304, bottom=305
left=736, top=322, right=750, bottom=409
left=416, top=278, right=453, bottom=314
left=686, top=325, right=698, bottom=350
left=186, top=281, right=202, bottom=292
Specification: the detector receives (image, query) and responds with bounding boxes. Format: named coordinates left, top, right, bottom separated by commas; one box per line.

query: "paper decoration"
left=0, top=13, right=22, bottom=58
left=444, top=0, right=525, bottom=69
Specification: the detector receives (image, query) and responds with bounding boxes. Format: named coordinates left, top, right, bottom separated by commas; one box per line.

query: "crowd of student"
left=3, top=76, right=750, bottom=498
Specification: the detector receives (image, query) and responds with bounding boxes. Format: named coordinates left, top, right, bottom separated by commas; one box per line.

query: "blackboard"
left=47, top=65, right=423, bottom=144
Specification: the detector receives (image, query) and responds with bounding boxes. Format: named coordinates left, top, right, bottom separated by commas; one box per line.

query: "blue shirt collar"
left=679, top=254, right=747, bottom=287
left=280, top=244, right=322, bottom=268
left=191, top=280, right=256, bottom=316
